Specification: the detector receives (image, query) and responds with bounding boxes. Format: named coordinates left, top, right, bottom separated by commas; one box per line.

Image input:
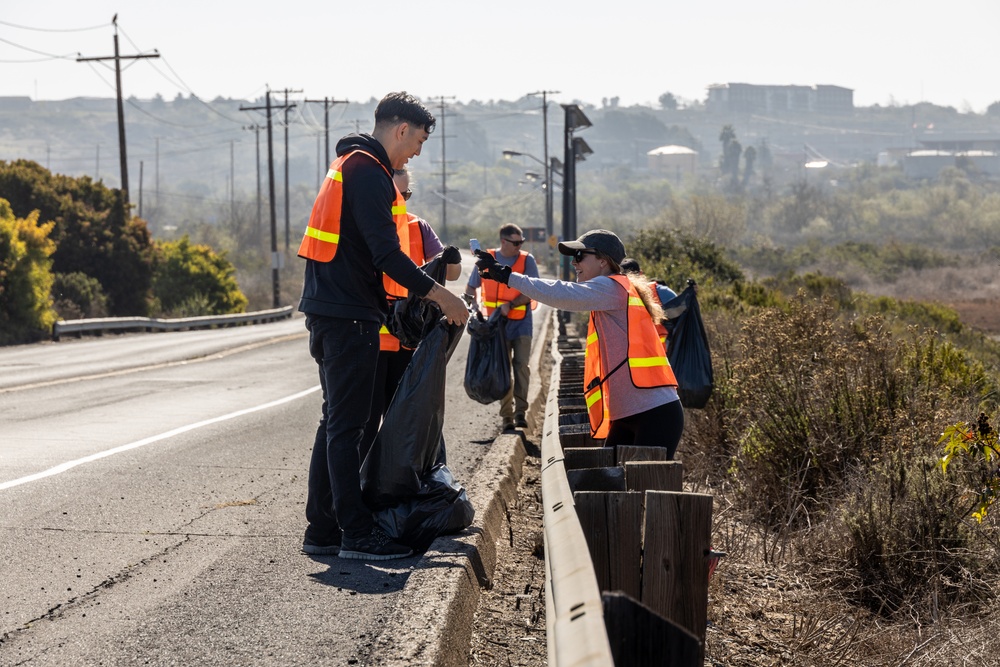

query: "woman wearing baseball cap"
left=475, top=229, right=684, bottom=457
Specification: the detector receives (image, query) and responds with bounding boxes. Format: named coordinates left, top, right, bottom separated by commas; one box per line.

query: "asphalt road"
left=0, top=287, right=512, bottom=664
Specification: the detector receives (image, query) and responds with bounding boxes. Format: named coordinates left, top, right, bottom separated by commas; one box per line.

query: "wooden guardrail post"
left=616, top=444, right=671, bottom=463
left=564, top=447, right=615, bottom=470
left=602, top=592, right=701, bottom=667
left=574, top=491, right=644, bottom=600
left=624, top=460, right=684, bottom=493
left=641, top=491, right=713, bottom=666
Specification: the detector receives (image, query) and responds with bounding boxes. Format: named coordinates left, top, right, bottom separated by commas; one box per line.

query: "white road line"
left=0, top=385, right=321, bottom=492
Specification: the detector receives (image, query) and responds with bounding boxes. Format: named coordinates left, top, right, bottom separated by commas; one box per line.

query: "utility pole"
left=430, top=96, right=456, bottom=239
left=138, top=160, right=144, bottom=219
left=230, top=139, right=235, bottom=225
left=244, top=124, right=264, bottom=249
left=155, top=137, right=160, bottom=209
left=77, top=15, right=159, bottom=210
left=241, top=89, right=295, bottom=308
left=528, top=90, right=560, bottom=244
left=303, top=97, right=348, bottom=169
left=278, top=87, right=302, bottom=252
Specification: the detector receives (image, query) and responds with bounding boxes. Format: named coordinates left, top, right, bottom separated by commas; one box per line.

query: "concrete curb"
left=378, top=306, right=554, bottom=666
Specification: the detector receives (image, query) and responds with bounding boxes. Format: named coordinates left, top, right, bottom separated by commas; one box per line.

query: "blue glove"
left=474, top=250, right=511, bottom=285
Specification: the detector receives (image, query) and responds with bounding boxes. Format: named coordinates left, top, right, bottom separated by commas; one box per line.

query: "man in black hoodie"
left=299, top=92, right=469, bottom=561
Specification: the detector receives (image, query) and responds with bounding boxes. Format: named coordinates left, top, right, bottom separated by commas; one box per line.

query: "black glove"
left=440, top=245, right=461, bottom=265
left=474, top=250, right=511, bottom=285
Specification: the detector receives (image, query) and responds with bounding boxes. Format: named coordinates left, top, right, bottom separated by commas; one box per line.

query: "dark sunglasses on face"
left=572, top=249, right=596, bottom=263
left=503, top=238, right=524, bottom=246
left=402, top=189, right=413, bottom=201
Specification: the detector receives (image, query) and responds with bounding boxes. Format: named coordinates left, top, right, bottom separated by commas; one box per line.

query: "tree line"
left=0, top=159, right=246, bottom=345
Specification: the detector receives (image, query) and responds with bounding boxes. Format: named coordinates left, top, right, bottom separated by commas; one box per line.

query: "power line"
left=0, top=34, right=78, bottom=59
left=0, top=18, right=106, bottom=32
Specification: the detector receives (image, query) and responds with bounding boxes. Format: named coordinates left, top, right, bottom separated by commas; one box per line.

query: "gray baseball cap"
left=558, top=229, right=627, bottom=264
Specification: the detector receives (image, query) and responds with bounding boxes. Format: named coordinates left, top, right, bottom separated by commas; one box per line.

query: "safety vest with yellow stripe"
left=647, top=281, right=669, bottom=354
left=297, top=149, right=411, bottom=302
left=481, top=250, right=536, bottom=320
left=379, top=212, right=427, bottom=352
left=583, top=275, right=677, bottom=438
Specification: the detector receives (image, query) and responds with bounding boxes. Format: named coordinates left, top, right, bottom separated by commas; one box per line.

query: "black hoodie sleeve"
left=342, top=155, right=435, bottom=297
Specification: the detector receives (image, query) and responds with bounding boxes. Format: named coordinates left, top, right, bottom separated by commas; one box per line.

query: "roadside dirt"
left=466, top=441, right=547, bottom=666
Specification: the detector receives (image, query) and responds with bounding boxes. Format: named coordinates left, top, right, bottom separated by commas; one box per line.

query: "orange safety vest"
left=379, top=212, right=427, bottom=352
left=297, top=149, right=411, bottom=299
left=647, top=281, right=669, bottom=354
left=583, top=275, right=678, bottom=438
left=480, top=250, right=536, bottom=320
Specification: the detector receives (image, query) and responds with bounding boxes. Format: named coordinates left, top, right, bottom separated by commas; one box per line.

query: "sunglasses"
left=572, top=249, right=597, bottom=263
left=502, top=238, right=524, bottom=246
left=402, top=189, right=413, bottom=201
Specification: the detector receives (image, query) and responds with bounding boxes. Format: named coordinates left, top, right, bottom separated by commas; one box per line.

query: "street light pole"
left=560, top=104, right=593, bottom=280
left=528, top=90, right=560, bottom=244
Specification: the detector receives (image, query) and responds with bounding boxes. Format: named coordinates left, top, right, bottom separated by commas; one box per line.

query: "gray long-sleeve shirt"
left=508, top=273, right=679, bottom=421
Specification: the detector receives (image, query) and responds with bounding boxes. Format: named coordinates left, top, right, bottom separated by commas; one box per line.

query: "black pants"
left=304, top=314, right=379, bottom=541
left=605, top=399, right=685, bottom=459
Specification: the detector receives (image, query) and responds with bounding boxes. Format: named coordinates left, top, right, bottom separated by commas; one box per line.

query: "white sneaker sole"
left=338, top=548, right=413, bottom=561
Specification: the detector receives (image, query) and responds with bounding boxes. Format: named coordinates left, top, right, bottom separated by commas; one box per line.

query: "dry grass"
left=680, top=262, right=1000, bottom=666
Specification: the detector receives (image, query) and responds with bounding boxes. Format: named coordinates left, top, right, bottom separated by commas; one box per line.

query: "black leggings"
left=605, top=400, right=685, bottom=459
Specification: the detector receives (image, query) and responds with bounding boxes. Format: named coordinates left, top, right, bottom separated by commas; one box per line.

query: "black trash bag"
left=661, top=281, right=714, bottom=409
left=361, top=315, right=475, bottom=551
left=463, top=309, right=512, bottom=404
left=361, top=315, right=465, bottom=507
left=373, top=464, right=475, bottom=553
left=388, top=255, right=448, bottom=349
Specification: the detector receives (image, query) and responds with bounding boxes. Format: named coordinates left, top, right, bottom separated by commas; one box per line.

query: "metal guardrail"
left=541, top=313, right=615, bottom=667
left=52, top=306, right=295, bottom=341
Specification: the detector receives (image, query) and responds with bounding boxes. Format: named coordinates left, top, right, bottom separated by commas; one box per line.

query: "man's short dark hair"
left=374, top=92, right=436, bottom=133
left=499, top=223, right=523, bottom=239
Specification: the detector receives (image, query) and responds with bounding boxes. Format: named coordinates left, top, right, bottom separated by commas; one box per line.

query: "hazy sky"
left=3, top=1, right=999, bottom=113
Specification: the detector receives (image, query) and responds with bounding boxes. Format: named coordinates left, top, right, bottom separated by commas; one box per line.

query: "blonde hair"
left=597, top=250, right=664, bottom=324
left=625, top=271, right=664, bottom=324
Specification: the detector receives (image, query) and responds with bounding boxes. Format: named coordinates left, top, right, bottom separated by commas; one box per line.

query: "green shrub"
left=0, top=198, right=57, bottom=343
left=51, top=271, right=109, bottom=320
left=151, top=236, right=247, bottom=317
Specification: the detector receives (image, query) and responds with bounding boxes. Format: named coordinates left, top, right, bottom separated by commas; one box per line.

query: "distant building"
left=706, top=83, right=854, bottom=115
left=903, top=149, right=1000, bottom=178
left=647, top=145, right=698, bottom=182
left=899, top=133, right=1000, bottom=177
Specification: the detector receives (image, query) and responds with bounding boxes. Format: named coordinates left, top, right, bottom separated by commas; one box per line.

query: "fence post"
left=574, top=491, right=643, bottom=600
left=641, top=491, right=713, bottom=665
left=625, top=461, right=684, bottom=493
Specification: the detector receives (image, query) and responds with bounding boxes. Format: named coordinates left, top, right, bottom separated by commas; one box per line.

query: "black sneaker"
left=514, top=414, right=528, bottom=428
left=302, top=534, right=341, bottom=556
left=502, top=421, right=516, bottom=432
left=339, top=526, right=413, bottom=561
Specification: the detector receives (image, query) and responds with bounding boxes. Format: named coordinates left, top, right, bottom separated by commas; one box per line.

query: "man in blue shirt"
left=465, top=224, right=539, bottom=431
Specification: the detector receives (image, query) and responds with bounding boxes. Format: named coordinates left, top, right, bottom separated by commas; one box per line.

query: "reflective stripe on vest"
left=380, top=213, right=427, bottom=351
left=379, top=324, right=401, bottom=352
left=298, top=150, right=410, bottom=288
left=583, top=275, right=677, bottom=438
left=481, top=250, right=535, bottom=320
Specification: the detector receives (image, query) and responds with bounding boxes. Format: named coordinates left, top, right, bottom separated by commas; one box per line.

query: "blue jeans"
left=304, top=314, right=380, bottom=540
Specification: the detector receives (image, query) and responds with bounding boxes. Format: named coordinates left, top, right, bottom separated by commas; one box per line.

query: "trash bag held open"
left=463, top=309, right=512, bottom=404
left=361, top=254, right=475, bottom=552
left=661, top=280, right=714, bottom=409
